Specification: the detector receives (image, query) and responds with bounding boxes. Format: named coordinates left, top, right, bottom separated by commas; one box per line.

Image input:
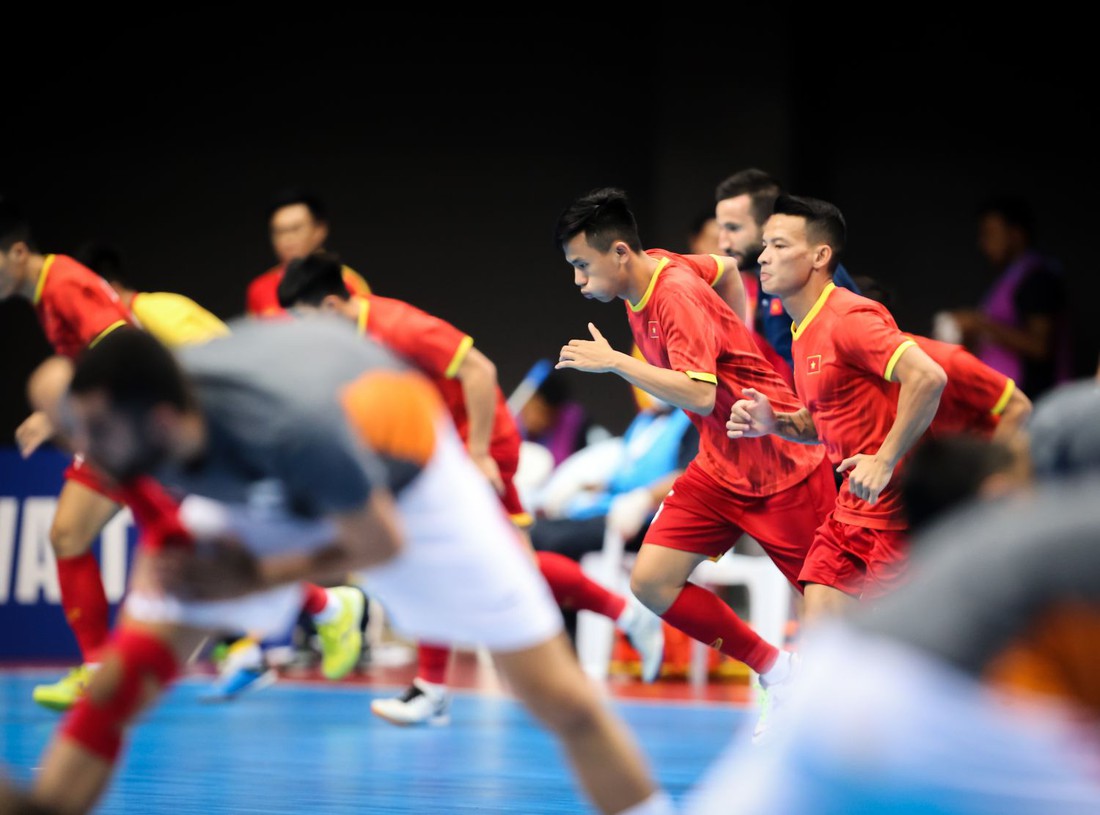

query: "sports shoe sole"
left=199, top=668, right=278, bottom=704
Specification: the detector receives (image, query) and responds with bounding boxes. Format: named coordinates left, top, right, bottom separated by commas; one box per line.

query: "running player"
left=1, top=202, right=138, bottom=711
left=726, top=193, right=948, bottom=617
left=554, top=187, right=839, bottom=738
left=29, top=321, right=674, bottom=815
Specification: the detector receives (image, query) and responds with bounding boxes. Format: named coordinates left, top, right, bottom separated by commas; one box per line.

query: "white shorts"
left=124, top=420, right=563, bottom=653
left=682, top=623, right=1100, bottom=815
left=357, top=419, right=563, bottom=652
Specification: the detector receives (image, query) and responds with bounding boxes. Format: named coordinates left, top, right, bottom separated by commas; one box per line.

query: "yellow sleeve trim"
left=511, top=512, right=534, bottom=529
left=883, top=339, right=917, bottom=382
left=685, top=370, right=718, bottom=385
left=444, top=335, right=475, bottom=379
left=32, top=254, right=56, bottom=305
left=88, top=319, right=129, bottom=349
left=710, top=254, right=726, bottom=286
left=342, top=265, right=370, bottom=295
left=990, top=379, right=1016, bottom=416
left=355, top=296, right=371, bottom=336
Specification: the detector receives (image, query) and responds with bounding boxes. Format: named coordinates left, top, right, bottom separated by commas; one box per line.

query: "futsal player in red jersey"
left=554, top=188, right=841, bottom=737
left=244, top=189, right=369, bottom=318
left=727, top=194, right=949, bottom=616
left=273, top=253, right=665, bottom=724
left=0, top=201, right=137, bottom=711
left=907, top=333, right=1032, bottom=442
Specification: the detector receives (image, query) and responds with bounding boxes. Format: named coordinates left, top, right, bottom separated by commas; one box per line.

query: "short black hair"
left=977, top=194, right=1036, bottom=239
left=554, top=187, right=643, bottom=253
left=714, top=168, right=783, bottom=228
left=265, top=188, right=329, bottom=225
left=69, top=327, right=193, bottom=413
left=277, top=252, right=349, bottom=308
left=772, top=193, right=847, bottom=271
left=0, top=198, right=33, bottom=252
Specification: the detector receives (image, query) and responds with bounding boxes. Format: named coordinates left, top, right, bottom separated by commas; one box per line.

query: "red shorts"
left=63, top=454, right=125, bottom=503
left=644, top=457, right=837, bottom=590
left=798, top=513, right=909, bottom=598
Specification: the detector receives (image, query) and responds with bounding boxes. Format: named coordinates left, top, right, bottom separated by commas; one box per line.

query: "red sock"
left=301, top=583, right=329, bottom=615
left=535, top=550, right=626, bottom=620
left=56, top=552, right=110, bottom=663
left=417, top=643, right=451, bottom=684
left=660, top=582, right=777, bottom=673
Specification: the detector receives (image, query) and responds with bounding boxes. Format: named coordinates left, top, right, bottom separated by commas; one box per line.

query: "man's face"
left=758, top=214, right=816, bottom=298
left=563, top=233, right=627, bottom=303
left=716, top=194, right=764, bottom=269
left=66, top=390, right=171, bottom=483
left=269, top=204, right=329, bottom=265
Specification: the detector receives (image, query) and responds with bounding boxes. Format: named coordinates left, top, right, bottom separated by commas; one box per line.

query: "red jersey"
left=246, top=262, right=370, bottom=318
left=351, top=295, right=521, bottom=463
left=33, top=254, right=133, bottom=358
left=908, top=334, right=1015, bottom=439
left=628, top=250, right=825, bottom=497
left=791, top=283, right=916, bottom=530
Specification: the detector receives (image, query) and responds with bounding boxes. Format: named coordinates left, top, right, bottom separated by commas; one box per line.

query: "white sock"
left=616, top=791, right=675, bottom=815
left=615, top=600, right=636, bottom=631
left=311, top=589, right=342, bottom=623
left=759, top=649, right=792, bottom=687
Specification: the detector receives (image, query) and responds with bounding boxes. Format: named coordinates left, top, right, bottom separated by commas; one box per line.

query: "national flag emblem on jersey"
left=807, top=355, right=822, bottom=374
left=769, top=297, right=785, bottom=316
left=649, top=321, right=659, bottom=339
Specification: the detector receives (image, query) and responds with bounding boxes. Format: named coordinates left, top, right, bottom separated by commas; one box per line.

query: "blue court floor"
left=0, top=670, right=749, bottom=814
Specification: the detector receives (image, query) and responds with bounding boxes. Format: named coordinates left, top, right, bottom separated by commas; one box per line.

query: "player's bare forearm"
left=457, top=346, right=499, bottom=458
left=612, top=352, right=716, bottom=415
left=878, top=372, right=946, bottom=468
left=773, top=409, right=820, bottom=444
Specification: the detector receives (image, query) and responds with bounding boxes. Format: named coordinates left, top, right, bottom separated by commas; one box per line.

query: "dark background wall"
left=2, top=51, right=1096, bottom=441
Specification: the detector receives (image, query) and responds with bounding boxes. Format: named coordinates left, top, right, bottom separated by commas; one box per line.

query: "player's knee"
left=628, top=573, right=674, bottom=614
left=48, top=524, right=91, bottom=558
left=48, top=519, right=94, bottom=559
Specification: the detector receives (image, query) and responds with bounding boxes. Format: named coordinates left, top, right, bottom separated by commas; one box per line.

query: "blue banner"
left=0, top=446, right=137, bottom=661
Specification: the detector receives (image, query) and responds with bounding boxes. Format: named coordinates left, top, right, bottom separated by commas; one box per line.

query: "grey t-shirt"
left=159, top=317, right=402, bottom=520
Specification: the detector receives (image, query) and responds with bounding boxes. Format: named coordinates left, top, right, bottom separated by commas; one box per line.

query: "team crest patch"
left=807, top=355, right=823, bottom=374
left=769, top=297, right=785, bottom=316
left=648, top=321, right=659, bottom=339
